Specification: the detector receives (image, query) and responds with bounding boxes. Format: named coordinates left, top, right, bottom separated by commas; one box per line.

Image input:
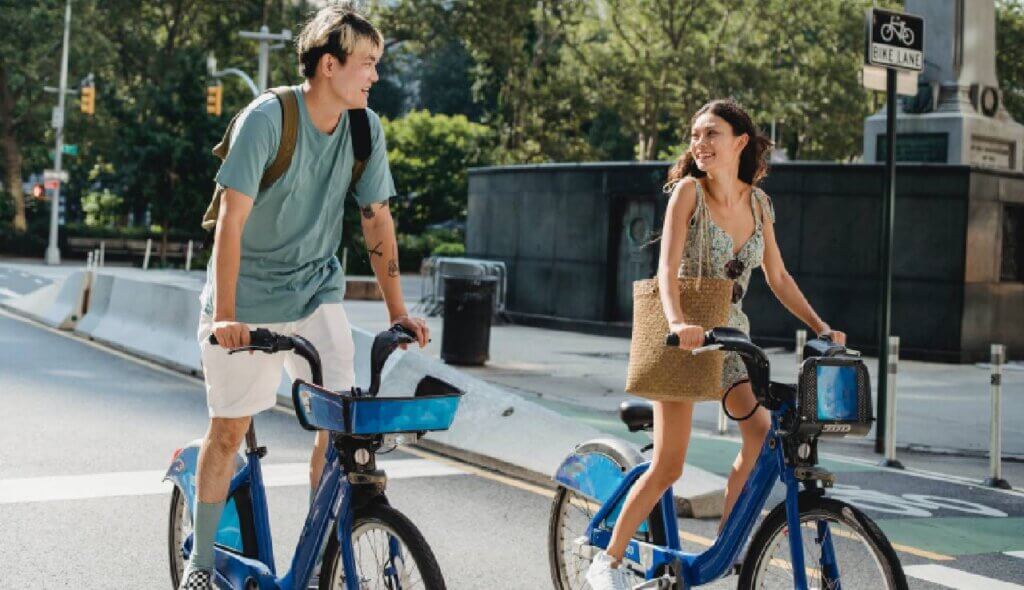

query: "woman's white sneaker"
left=585, top=551, right=633, bottom=590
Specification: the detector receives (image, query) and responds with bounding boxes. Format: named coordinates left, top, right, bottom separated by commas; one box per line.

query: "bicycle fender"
left=164, top=438, right=247, bottom=513
left=553, top=437, right=644, bottom=503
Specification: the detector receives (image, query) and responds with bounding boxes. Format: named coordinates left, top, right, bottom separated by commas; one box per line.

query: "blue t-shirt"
left=201, top=85, right=396, bottom=323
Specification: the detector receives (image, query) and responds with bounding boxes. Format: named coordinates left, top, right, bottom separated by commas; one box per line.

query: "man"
left=181, top=5, right=429, bottom=588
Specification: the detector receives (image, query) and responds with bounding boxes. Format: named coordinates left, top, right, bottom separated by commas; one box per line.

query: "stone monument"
left=863, top=0, right=1024, bottom=171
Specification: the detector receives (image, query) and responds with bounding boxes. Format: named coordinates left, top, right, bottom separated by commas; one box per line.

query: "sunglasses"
left=725, top=258, right=745, bottom=303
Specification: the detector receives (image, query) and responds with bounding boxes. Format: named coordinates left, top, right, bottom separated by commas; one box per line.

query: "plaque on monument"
left=875, top=133, right=949, bottom=163
left=969, top=136, right=1015, bottom=169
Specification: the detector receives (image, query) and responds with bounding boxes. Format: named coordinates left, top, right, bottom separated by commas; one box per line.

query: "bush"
left=431, top=242, right=465, bottom=257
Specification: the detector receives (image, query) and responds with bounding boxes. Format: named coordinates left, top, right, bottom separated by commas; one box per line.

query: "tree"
left=997, top=0, right=1024, bottom=124
left=383, top=110, right=494, bottom=233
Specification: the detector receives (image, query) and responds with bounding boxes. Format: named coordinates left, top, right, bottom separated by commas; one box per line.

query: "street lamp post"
left=45, top=0, right=72, bottom=266
left=238, top=26, right=292, bottom=93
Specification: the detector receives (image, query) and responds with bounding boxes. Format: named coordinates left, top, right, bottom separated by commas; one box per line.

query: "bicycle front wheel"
left=320, top=503, right=446, bottom=590
left=739, top=495, right=908, bottom=590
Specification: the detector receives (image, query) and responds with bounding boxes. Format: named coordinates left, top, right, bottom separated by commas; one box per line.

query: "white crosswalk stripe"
left=0, top=287, right=19, bottom=298
left=1006, top=551, right=1024, bottom=560
left=0, top=458, right=467, bottom=504
left=905, top=564, right=1024, bottom=589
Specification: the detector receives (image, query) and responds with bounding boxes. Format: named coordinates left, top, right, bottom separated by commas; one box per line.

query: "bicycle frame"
left=579, top=401, right=834, bottom=590
left=172, top=440, right=373, bottom=590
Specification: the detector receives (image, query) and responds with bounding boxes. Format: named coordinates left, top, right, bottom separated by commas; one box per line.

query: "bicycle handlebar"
left=208, top=323, right=420, bottom=394
left=209, top=329, right=323, bottom=387
left=665, top=327, right=772, bottom=405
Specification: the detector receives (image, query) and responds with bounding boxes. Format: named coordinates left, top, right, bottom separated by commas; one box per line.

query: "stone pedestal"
left=863, top=0, right=1024, bottom=171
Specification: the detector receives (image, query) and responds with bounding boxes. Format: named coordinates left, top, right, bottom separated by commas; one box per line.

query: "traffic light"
left=206, top=85, right=222, bottom=116
left=80, top=85, right=95, bottom=115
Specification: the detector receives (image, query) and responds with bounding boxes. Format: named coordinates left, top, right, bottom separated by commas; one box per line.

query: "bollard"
left=185, top=240, right=193, bottom=272
left=142, top=238, right=152, bottom=270
left=796, top=329, right=807, bottom=368
left=880, top=336, right=904, bottom=469
left=984, top=344, right=1011, bottom=489
left=342, top=247, right=349, bottom=274
left=99, top=241, right=105, bottom=267
left=716, top=405, right=728, bottom=434
left=86, top=251, right=94, bottom=269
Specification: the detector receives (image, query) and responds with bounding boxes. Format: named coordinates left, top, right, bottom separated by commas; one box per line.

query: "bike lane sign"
left=866, top=8, right=924, bottom=72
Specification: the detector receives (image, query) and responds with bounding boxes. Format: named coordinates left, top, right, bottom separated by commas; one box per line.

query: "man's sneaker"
left=585, top=551, right=633, bottom=590
left=178, top=567, right=213, bottom=590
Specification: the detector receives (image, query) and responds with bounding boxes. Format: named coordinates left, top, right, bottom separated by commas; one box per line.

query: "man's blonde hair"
left=296, top=4, right=383, bottom=78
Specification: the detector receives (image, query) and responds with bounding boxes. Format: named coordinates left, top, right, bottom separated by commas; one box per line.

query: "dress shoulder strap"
left=752, top=187, right=775, bottom=226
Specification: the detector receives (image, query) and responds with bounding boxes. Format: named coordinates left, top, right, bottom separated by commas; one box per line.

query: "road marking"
left=0, top=459, right=466, bottom=504
left=0, top=287, right=19, bottom=298
left=905, top=564, right=1024, bottom=589
left=1006, top=551, right=1024, bottom=560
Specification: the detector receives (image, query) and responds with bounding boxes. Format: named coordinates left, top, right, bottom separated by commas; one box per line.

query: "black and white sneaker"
left=178, top=567, right=213, bottom=590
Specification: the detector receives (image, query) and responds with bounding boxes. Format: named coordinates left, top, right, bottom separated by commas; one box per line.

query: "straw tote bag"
left=625, top=190, right=733, bottom=401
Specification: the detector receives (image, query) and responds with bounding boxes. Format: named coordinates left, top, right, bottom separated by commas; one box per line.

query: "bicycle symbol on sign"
left=880, top=15, right=915, bottom=46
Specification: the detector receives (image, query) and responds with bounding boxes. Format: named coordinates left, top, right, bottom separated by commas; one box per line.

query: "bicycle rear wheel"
left=167, top=486, right=190, bottom=589
left=320, top=503, right=446, bottom=590
left=548, top=441, right=669, bottom=590
left=739, top=495, right=908, bottom=590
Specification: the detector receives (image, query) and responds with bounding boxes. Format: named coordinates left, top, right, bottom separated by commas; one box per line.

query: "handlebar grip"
left=208, top=328, right=276, bottom=347
left=665, top=333, right=680, bottom=347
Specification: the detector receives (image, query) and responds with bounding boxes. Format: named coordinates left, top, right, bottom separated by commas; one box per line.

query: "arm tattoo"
left=359, top=199, right=391, bottom=221
left=387, top=243, right=399, bottom=278
left=368, top=241, right=384, bottom=258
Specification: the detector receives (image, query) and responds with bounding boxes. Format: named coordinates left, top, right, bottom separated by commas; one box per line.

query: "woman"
left=586, top=99, right=846, bottom=590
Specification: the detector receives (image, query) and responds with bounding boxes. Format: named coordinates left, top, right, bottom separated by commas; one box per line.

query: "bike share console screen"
left=816, top=365, right=858, bottom=421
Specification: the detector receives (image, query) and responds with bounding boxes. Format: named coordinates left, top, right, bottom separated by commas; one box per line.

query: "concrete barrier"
left=74, top=273, right=114, bottom=336
left=1, top=271, right=90, bottom=330
left=77, top=276, right=202, bottom=374
left=344, top=346, right=727, bottom=515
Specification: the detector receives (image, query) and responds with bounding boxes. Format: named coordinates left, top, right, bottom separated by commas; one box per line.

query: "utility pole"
left=44, top=0, right=73, bottom=265
left=238, top=26, right=292, bottom=93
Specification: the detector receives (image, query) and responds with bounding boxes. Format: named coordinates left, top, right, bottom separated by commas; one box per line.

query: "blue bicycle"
left=166, top=325, right=461, bottom=589
left=549, top=328, right=907, bottom=589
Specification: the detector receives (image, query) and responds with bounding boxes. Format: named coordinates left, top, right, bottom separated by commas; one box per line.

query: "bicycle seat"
left=619, top=400, right=654, bottom=432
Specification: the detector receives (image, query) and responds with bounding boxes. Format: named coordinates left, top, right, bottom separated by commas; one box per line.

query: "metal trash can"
left=441, top=276, right=496, bottom=366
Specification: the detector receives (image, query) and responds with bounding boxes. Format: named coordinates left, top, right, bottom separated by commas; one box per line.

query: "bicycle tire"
left=320, top=503, right=446, bottom=590
left=548, top=440, right=670, bottom=590
left=739, top=494, right=908, bottom=590
left=167, top=486, right=189, bottom=589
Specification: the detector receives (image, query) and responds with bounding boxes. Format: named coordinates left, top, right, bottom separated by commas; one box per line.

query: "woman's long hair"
left=666, top=99, right=773, bottom=190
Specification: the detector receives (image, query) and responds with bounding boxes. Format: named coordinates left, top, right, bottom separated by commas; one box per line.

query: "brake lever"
left=691, top=343, right=724, bottom=356
left=227, top=345, right=275, bottom=355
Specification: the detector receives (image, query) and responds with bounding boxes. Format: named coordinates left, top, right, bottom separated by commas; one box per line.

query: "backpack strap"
left=259, top=86, right=299, bottom=191
left=348, top=108, right=372, bottom=193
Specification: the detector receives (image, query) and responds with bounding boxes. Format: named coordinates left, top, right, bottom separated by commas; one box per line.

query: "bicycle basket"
left=291, top=379, right=463, bottom=435
left=795, top=356, right=873, bottom=437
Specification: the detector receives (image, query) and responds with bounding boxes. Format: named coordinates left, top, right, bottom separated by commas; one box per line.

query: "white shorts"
left=197, top=303, right=355, bottom=418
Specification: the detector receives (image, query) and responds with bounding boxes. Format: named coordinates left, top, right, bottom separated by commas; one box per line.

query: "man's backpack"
left=201, top=86, right=373, bottom=231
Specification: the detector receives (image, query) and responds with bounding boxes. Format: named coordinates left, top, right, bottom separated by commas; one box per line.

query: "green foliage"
left=432, top=242, right=465, bottom=257
left=80, top=188, right=123, bottom=227
left=997, top=0, right=1024, bottom=124
left=382, top=111, right=495, bottom=234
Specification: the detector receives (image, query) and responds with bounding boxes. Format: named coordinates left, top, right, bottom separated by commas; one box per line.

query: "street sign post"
left=865, top=7, right=924, bottom=457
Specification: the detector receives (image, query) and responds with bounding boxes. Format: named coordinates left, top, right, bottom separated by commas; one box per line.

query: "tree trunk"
left=0, top=60, right=27, bottom=233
